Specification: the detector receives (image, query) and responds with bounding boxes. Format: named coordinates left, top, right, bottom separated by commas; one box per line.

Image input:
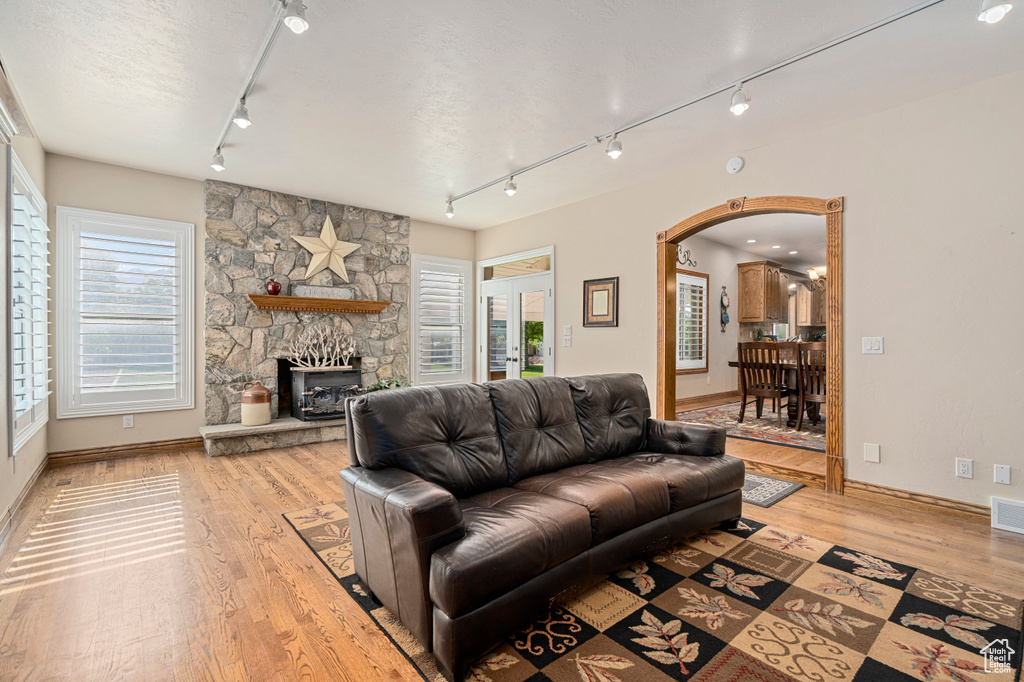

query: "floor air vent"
left=992, top=497, right=1024, bottom=534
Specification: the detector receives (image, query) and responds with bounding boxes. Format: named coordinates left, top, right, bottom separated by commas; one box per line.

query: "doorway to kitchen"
left=478, top=247, right=554, bottom=382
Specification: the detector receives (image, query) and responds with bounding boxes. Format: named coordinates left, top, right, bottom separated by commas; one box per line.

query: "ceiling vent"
left=991, top=497, right=1024, bottom=535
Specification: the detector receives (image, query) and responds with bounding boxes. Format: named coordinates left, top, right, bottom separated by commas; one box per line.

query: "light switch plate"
left=995, top=465, right=1011, bottom=485
left=563, top=325, right=572, bottom=336
left=862, top=337, right=884, bottom=354
left=864, top=443, right=880, bottom=463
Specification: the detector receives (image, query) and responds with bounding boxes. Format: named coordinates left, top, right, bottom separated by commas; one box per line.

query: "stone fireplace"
left=202, top=179, right=410, bottom=445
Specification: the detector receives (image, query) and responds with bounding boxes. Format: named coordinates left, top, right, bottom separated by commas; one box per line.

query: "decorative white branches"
left=288, top=327, right=357, bottom=368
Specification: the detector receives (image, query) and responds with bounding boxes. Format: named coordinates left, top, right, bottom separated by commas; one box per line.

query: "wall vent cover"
left=992, top=497, right=1024, bottom=535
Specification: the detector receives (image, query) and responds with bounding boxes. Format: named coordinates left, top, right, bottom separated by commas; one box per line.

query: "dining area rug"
left=677, top=401, right=825, bottom=452
left=283, top=501, right=1022, bottom=682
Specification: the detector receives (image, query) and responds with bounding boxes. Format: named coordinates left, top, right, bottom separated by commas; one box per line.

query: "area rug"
left=742, top=473, right=804, bottom=508
left=283, top=502, right=1023, bottom=682
left=677, top=401, right=825, bottom=452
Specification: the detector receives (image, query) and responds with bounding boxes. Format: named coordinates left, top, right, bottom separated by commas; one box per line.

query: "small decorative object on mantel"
left=266, top=277, right=282, bottom=296
left=240, top=381, right=272, bottom=426
left=293, top=215, right=360, bottom=282
left=720, top=285, right=730, bottom=333
left=292, top=284, right=356, bottom=300
left=583, top=277, right=619, bottom=327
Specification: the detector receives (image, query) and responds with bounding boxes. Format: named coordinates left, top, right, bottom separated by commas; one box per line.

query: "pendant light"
left=504, top=177, right=517, bottom=197
left=978, top=0, right=1013, bottom=22
left=232, top=100, right=252, bottom=129
left=211, top=149, right=226, bottom=172
left=730, top=86, right=750, bottom=116
left=283, top=1, right=309, bottom=34
left=606, top=134, right=623, bottom=160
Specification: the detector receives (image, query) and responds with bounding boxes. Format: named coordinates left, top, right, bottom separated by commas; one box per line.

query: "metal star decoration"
left=293, top=216, right=359, bottom=282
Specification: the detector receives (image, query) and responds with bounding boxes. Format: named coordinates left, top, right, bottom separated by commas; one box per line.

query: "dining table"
left=727, top=358, right=812, bottom=429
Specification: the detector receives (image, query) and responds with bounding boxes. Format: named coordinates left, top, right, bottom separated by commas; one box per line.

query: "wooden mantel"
left=247, top=294, right=391, bottom=315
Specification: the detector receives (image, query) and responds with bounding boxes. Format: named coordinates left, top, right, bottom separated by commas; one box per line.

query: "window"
left=677, top=270, right=708, bottom=373
left=412, top=254, right=471, bottom=385
left=56, top=207, right=194, bottom=418
left=8, top=151, right=49, bottom=452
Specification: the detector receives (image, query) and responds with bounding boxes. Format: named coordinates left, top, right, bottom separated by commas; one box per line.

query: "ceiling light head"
left=283, top=0, right=309, bottom=33
left=445, top=200, right=454, bottom=219
left=504, top=177, right=517, bottom=197
left=747, top=239, right=756, bottom=243
left=772, top=245, right=781, bottom=249
left=606, top=134, right=623, bottom=160
left=978, top=0, right=1012, bottom=22
left=232, top=100, right=252, bottom=129
left=789, top=251, right=798, bottom=254
left=210, top=149, right=226, bottom=172
left=730, top=85, right=750, bottom=116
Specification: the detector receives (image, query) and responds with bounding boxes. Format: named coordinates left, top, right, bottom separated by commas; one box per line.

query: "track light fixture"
left=232, top=100, right=252, bottom=129
left=730, top=86, right=750, bottom=116
left=211, top=149, right=226, bottom=172
left=283, top=0, right=309, bottom=34
left=606, top=134, right=623, bottom=160
left=445, top=200, right=455, bottom=219
left=504, top=177, right=517, bottom=197
left=978, top=0, right=1013, bottom=22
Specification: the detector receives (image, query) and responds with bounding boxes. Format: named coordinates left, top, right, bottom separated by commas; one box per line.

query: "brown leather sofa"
left=340, top=373, right=744, bottom=681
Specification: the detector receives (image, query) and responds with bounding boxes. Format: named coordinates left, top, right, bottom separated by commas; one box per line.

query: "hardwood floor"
left=0, top=443, right=1021, bottom=681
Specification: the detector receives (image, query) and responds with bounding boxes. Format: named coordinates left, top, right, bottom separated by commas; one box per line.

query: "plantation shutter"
left=57, top=208, right=194, bottom=418
left=9, top=155, right=50, bottom=450
left=412, top=255, right=471, bottom=385
left=677, top=271, right=708, bottom=371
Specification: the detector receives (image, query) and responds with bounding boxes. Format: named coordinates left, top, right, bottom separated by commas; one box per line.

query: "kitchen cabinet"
left=737, top=261, right=785, bottom=323
left=796, top=281, right=827, bottom=326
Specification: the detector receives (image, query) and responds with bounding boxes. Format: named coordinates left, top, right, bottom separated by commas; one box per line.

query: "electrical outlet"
left=562, top=336, right=572, bottom=347
left=707, top=376, right=712, bottom=385
left=955, top=457, right=973, bottom=479
left=123, top=414, right=134, bottom=429
left=864, top=443, right=880, bottom=463
left=995, top=465, right=1011, bottom=485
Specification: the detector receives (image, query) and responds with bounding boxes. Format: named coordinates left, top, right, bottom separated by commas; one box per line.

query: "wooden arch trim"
left=657, top=195, right=845, bottom=493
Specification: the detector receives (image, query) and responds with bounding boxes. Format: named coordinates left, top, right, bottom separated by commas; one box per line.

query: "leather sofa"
left=340, top=373, right=744, bottom=681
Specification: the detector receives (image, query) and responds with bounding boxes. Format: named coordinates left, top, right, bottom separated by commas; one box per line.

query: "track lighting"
left=283, top=1, right=309, bottom=34
left=606, top=134, right=622, bottom=160
left=730, top=86, right=750, bottom=116
left=978, top=0, right=1012, bottom=22
left=445, top=201, right=455, bottom=219
left=211, top=149, right=226, bottom=172
left=504, top=177, right=517, bottom=197
left=232, top=100, right=252, bottom=129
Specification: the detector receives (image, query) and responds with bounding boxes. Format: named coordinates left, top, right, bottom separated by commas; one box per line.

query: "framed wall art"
left=583, top=277, right=618, bottom=327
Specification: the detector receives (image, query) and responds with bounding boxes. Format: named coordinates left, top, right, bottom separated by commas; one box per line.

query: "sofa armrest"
left=341, top=466, right=464, bottom=649
left=646, top=418, right=726, bottom=456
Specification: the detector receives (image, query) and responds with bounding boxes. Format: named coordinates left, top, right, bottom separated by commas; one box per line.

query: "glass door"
left=480, top=274, right=553, bottom=381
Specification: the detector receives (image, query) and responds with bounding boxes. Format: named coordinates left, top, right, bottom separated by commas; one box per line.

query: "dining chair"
left=737, top=342, right=790, bottom=427
left=796, top=341, right=827, bottom=431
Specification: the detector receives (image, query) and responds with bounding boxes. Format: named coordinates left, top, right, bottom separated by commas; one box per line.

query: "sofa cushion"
left=624, top=452, right=745, bottom=511
left=567, top=373, right=650, bottom=462
left=347, top=383, right=506, bottom=498
left=486, top=377, right=588, bottom=482
left=513, top=462, right=670, bottom=544
left=429, top=488, right=592, bottom=617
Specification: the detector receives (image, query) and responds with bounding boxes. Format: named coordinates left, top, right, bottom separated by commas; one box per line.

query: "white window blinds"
left=9, top=152, right=50, bottom=451
left=412, top=255, right=471, bottom=385
left=56, top=207, right=194, bottom=418
left=677, top=271, right=708, bottom=371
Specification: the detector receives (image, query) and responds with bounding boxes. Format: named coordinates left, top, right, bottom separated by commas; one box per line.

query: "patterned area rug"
left=283, top=502, right=1023, bottom=682
left=742, top=473, right=804, bottom=508
left=677, top=401, right=825, bottom=452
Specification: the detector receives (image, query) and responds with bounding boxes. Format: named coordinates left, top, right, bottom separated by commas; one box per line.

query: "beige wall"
left=2, top=133, right=48, bottom=539
left=477, top=68, right=1024, bottom=506
left=410, top=219, right=476, bottom=260
left=44, top=155, right=206, bottom=452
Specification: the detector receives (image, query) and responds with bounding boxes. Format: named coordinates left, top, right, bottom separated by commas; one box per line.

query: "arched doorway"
left=656, top=196, right=845, bottom=493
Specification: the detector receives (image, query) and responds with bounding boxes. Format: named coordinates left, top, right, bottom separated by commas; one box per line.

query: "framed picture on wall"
left=583, top=277, right=619, bottom=327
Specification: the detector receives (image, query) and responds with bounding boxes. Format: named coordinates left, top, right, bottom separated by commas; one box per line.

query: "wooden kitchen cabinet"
left=737, top=261, right=785, bottom=323
left=796, top=281, right=827, bottom=326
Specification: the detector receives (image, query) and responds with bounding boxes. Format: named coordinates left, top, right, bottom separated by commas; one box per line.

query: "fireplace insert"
left=288, top=363, right=362, bottom=422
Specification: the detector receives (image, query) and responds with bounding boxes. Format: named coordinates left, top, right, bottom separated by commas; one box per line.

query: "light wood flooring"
left=0, top=442, right=1021, bottom=681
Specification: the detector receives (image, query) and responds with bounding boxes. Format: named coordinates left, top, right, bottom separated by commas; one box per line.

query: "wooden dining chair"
left=796, top=341, right=826, bottom=431
left=737, top=342, right=790, bottom=427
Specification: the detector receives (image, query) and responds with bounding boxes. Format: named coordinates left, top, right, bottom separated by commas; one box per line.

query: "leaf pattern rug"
left=677, top=402, right=825, bottom=452
left=283, top=504, right=1023, bottom=682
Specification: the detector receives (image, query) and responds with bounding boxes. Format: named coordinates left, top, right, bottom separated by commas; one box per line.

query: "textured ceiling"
left=1, top=0, right=1022, bottom=229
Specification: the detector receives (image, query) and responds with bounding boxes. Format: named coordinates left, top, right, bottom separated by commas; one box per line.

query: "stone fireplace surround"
left=203, top=180, right=410, bottom=442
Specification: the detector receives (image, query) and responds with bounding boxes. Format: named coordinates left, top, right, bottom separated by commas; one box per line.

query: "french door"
left=479, top=273, right=553, bottom=381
